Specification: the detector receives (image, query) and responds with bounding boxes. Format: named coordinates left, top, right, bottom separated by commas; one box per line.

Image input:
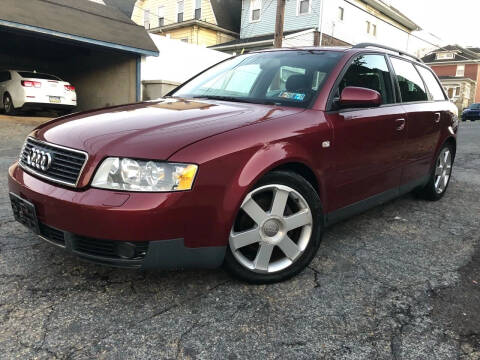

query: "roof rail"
left=353, top=43, right=422, bottom=63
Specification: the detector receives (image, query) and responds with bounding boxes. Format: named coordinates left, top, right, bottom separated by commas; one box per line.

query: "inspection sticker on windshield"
left=279, top=92, right=306, bottom=101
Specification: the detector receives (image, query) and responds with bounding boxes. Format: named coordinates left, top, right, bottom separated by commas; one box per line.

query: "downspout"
left=136, top=56, right=141, bottom=102
left=318, top=0, right=325, bottom=46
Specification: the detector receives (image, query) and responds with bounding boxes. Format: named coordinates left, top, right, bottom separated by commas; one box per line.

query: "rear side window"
left=390, top=58, right=428, bottom=102
left=18, top=72, right=60, bottom=80
left=416, top=66, right=446, bottom=101
left=0, top=71, right=10, bottom=82
left=338, top=54, right=394, bottom=104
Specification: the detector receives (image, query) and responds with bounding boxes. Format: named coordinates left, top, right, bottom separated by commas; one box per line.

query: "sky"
left=388, top=0, right=480, bottom=47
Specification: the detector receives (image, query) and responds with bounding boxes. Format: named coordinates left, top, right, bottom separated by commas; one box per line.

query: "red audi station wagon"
left=8, top=44, right=458, bottom=283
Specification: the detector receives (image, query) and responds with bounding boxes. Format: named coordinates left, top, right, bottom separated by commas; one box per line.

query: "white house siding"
left=239, top=0, right=434, bottom=57
left=321, top=0, right=411, bottom=52
left=241, top=0, right=321, bottom=39
left=283, top=30, right=315, bottom=47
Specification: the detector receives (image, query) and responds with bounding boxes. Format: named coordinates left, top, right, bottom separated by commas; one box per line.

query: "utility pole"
left=274, top=0, right=286, bottom=48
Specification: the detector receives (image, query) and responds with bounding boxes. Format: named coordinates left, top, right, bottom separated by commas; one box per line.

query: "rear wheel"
left=224, top=171, right=323, bottom=283
left=415, top=143, right=454, bottom=201
left=3, top=94, right=16, bottom=115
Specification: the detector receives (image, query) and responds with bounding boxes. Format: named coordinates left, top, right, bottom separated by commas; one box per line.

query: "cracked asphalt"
left=0, top=115, right=479, bottom=359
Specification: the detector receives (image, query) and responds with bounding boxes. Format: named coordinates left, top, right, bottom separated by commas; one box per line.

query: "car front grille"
left=39, top=223, right=65, bottom=246
left=38, top=222, right=149, bottom=261
left=19, top=137, right=88, bottom=187
left=74, top=236, right=149, bottom=259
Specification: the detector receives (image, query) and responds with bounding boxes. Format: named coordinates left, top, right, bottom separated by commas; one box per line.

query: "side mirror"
left=339, top=86, right=382, bottom=108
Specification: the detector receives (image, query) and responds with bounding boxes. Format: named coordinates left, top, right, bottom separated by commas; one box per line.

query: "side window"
left=416, top=66, right=446, bottom=101
left=390, top=58, right=428, bottom=103
left=338, top=54, right=394, bottom=104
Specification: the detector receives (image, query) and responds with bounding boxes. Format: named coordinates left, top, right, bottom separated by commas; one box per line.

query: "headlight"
left=92, top=157, right=198, bottom=192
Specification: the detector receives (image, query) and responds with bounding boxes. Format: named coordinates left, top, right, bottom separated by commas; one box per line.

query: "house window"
left=144, top=10, right=150, bottom=29
left=298, top=0, right=311, bottom=15
left=456, top=65, right=465, bottom=77
left=366, top=21, right=376, bottom=36
left=250, top=0, right=261, bottom=22
left=158, top=6, right=165, bottom=26
left=338, top=7, right=344, bottom=21
left=177, top=0, right=184, bottom=22
left=436, top=52, right=455, bottom=60
left=195, top=0, right=202, bottom=20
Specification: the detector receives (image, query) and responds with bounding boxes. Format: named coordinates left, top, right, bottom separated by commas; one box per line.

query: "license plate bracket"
left=9, top=193, right=40, bottom=234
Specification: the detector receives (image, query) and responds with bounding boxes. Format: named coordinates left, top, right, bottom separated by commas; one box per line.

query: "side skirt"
left=325, top=175, right=429, bottom=227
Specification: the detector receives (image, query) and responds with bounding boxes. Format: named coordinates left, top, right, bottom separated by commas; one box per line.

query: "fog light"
left=117, top=242, right=137, bottom=259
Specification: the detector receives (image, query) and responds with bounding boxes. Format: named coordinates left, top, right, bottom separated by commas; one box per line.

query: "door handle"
left=395, top=118, right=406, bottom=131
left=434, top=112, right=441, bottom=124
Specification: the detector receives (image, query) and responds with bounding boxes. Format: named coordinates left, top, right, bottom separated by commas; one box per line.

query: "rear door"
left=389, top=57, right=441, bottom=186
left=325, top=53, right=407, bottom=212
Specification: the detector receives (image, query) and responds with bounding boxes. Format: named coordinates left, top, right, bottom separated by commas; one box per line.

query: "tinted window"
left=0, top=71, right=10, bottom=82
left=470, top=103, right=480, bottom=110
left=416, top=66, right=446, bottom=101
left=338, top=54, right=394, bottom=104
left=173, top=51, right=343, bottom=108
left=18, top=72, right=60, bottom=80
left=390, top=58, right=428, bottom=102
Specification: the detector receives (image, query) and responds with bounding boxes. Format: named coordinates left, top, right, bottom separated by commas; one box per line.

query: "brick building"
left=422, top=45, right=480, bottom=111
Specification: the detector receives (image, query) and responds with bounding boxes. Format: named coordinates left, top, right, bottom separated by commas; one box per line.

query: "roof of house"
left=467, top=47, right=480, bottom=54
left=421, top=45, right=480, bottom=63
left=103, top=0, right=136, bottom=18
left=210, top=0, right=242, bottom=33
left=0, top=0, right=158, bottom=56
left=360, top=0, right=420, bottom=31
left=209, top=28, right=315, bottom=50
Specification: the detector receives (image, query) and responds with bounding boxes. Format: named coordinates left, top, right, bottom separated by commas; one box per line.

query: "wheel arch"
left=443, top=136, right=457, bottom=156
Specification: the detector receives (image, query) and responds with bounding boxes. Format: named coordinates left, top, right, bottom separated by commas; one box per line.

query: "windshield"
left=470, top=103, right=480, bottom=110
left=172, top=50, right=343, bottom=108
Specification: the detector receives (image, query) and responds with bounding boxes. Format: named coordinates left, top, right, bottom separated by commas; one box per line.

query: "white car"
left=0, top=70, right=77, bottom=115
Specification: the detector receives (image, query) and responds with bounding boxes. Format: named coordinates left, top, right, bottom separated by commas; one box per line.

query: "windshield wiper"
left=192, top=95, right=279, bottom=106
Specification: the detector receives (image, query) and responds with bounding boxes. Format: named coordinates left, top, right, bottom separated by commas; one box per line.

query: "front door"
left=325, top=54, right=407, bottom=213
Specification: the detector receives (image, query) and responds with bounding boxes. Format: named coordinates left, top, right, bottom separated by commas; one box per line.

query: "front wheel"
left=415, top=143, right=454, bottom=201
left=224, top=171, right=323, bottom=284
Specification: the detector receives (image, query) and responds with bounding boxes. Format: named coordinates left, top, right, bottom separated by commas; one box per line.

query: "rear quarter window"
left=416, top=66, right=446, bottom=101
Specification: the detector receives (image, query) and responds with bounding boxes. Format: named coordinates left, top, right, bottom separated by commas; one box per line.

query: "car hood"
left=33, top=98, right=304, bottom=161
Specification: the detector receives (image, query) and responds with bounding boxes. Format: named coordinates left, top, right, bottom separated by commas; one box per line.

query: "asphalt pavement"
left=0, top=115, right=479, bottom=359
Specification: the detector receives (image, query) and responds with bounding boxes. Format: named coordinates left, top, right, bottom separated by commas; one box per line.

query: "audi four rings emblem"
left=27, top=148, right=52, bottom=171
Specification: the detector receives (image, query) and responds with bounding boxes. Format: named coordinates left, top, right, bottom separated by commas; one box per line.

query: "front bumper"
left=8, top=163, right=226, bottom=269
left=36, top=222, right=225, bottom=269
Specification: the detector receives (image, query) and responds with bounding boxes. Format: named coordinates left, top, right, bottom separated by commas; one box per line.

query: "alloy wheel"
left=229, top=184, right=313, bottom=274
left=4, top=96, right=12, bottom=113
left=434, top=148, right=452, bottom=194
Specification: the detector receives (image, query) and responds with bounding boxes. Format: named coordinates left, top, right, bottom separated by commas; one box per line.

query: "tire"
left=224, top=171, right=323, bottom=284
left=3, top=93, right=17, bottom=115
left=415, top=142, right=455, bottom=201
